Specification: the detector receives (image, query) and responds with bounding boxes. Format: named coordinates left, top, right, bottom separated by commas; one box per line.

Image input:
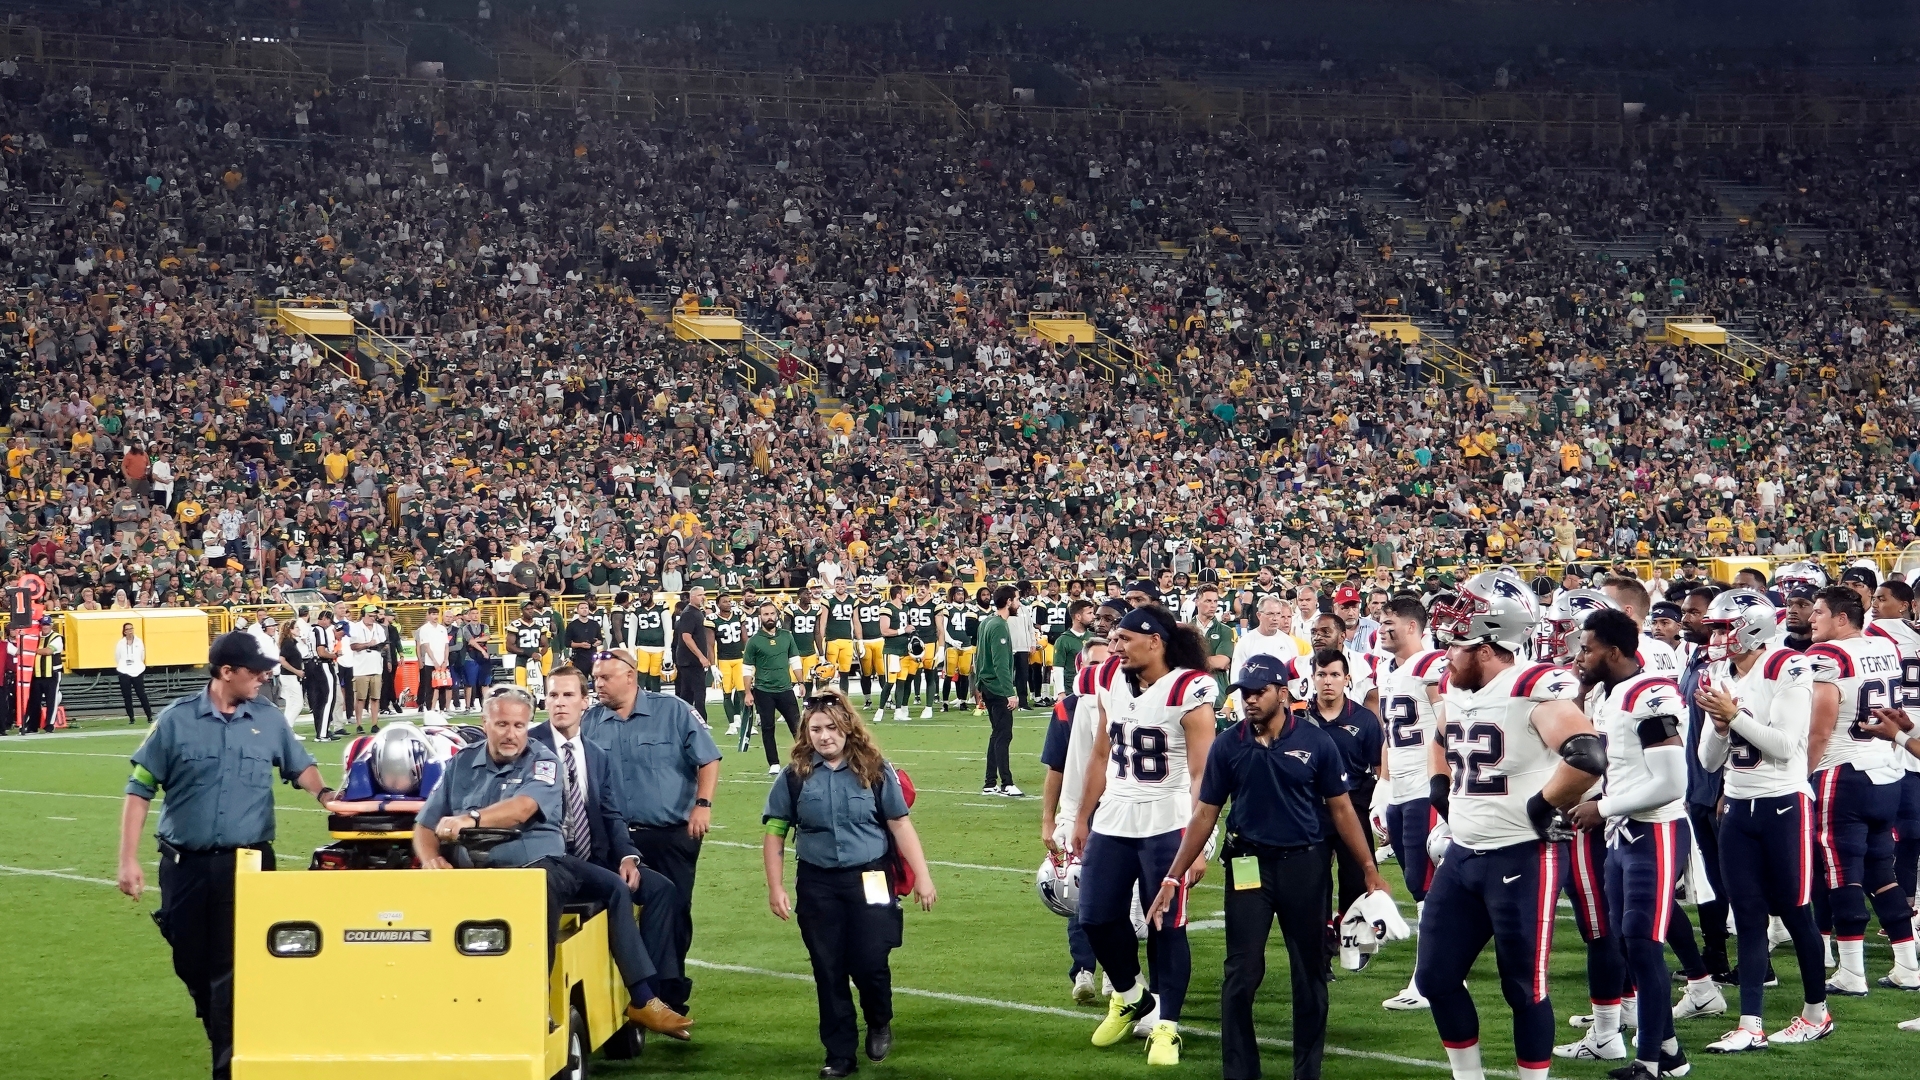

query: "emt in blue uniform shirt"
left=1146, top=654, right=1388, bottom=1080
left=529, top=664, right=686, bottom=996
left=763, top=689, right=938, bottom=1078
left=413, top=687, right=695, bottom=1041
left=117, top=631, right=335, bottom=1080
left=583, top=647, right=722, bottom=1013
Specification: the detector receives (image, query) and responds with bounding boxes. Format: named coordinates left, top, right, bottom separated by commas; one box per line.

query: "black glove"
left=1525, top=792, right=1575, bottom=843
left=1428, top=773, right=1451, bottom=822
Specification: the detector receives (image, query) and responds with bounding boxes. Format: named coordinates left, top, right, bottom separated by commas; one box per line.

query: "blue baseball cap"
left=1230, top=654, right=1293, bottom=696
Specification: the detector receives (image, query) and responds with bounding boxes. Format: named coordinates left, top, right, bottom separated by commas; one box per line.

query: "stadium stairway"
left=253, top=298, right=411, bottom=382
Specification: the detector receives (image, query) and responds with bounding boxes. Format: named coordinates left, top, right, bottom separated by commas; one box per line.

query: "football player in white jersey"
left=1694, top=588, right=1832, bottom=1050
left=1805, top=585, right=1919, bottom=997
left=1070, top=604, right=1217, bottom=1067
left=1868, top=581, right=1920, bottom=913
left=1418, top=571, right=1607, bottom=1080
left=1373, top=594, right=1448, bottom=1011
left=1855, top=684, right=1920, bottom=1031
left=1563, top=609, right=1694, bottom=1080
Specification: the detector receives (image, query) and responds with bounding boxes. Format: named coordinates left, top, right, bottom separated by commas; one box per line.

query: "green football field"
left=3, top=705, right=1919, bottom=1080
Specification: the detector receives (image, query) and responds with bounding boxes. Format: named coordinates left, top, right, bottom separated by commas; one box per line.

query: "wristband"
left=1896, top=728, right=1912, bottom=748
left=1162, top=876, right=1183, bottom=888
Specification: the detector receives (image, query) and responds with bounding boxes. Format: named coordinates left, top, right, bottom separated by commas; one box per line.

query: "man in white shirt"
left=1009, top=597, right=1038, bottom=710
left=1230, top=597, right=1303, bottom=711
left=345, top=606, right=387, bottom=734
left=414, top=609, right=452, bottom=719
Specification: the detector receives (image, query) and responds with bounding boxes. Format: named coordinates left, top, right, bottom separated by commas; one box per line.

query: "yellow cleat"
left=1147, top=1021, right=1182, bottom=1065
left=1093, top=991, right=1155, bottom=1047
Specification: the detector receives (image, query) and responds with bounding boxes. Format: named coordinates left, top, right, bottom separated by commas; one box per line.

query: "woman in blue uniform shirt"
left=764, top=689, right=937, bottom=1078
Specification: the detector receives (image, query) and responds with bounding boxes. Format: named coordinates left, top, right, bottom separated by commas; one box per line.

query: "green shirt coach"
left=118, top=632, right=337, bottom=1080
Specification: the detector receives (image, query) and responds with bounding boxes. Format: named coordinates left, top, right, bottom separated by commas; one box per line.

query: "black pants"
left=1687, top=800, right=1730, bottom=969
left=1026, top=650, right=1046, bottom=699
left=675, top=664, right=709, bottom=717
left=754, top=687, right=801, bottom=766
left=797, top=860, right=901, bottom=1070
left=154, top=843, right=276, bottom=1080
left=1323, top=783, right=1373, bottom=928
left=24, top=672, right=57, bottom=732
left=1222, top=843, right=1330, bottom=1080
left=1011, top=653, right=1032, bottom=708
left=983, top=692, right=1015, bottom=789
left=629, top=824, right=703, bottom=1009
left=534, top=854, right=656, bottom=993
left=380, top=659, right=397, bottom=712
left=302, top=668, right=336, bottom=740
left=629, top=863, right=686, bottom=986
left=119, top=672, right=155, bottom=723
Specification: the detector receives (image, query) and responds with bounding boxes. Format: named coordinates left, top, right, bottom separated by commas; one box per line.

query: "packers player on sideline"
left=901, top=579, right=944, bottom=720
left=631, top=585, right=669, bottom=692
left=824, top=578, right=861, bottom=699
left=857, top=579, right=887, bottom=709
left=878, top=584, right=912, bottom=722
left=505, top=601, right=551, bottom=706
left=942, top=584, right=976, bottom=712
left=713, top=594, right=750, bottom=738
left=789, top=583, right=828, bottom=699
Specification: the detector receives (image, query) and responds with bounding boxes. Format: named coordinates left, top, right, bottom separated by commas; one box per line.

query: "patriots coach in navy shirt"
left=1147, top=654, right=1387, bottom=1080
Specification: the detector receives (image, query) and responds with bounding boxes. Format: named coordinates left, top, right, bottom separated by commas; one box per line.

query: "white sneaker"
left=1899, top=1016, right=1920, bottom=1032
left=1383, top=982, right=1430, bottom=1011
left=725, top=723, right=740, bottom=735
left=1706, top=1025, right=1768, bottom=1053
left=894, top=707, right=909, bottom=723
left=1767, top=916, right=1791, bottom=952
left=920, top=706, right=933, bottom=719
left=1674, top=984, right=1728, bottom=1020
left=1101, top=973, right=1115, bottom=997
left=768, top=763, right=781, bottom=776
left=1771, top=1014, right=1835, bottom=1043
left=1001, top=784, right=1027, bottom=798
left=1073, top=971, right=1098, bottom=1005
left=982, top=786, right=1003, bottom=797
left=1132, top=996, right=1161, bottom=1039
left=1553, top=1031, right=1627, bottom=1060
left=1827, top=968, right=1871, bottom=997
left=1881, top=966, right=1920, bottom=991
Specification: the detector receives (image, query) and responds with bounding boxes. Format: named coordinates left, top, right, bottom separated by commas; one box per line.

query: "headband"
left=1117, top=607, right=1171, bottom=641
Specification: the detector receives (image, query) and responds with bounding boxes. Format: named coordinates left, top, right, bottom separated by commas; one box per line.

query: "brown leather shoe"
left=627, top=997, right=694, bottom=1041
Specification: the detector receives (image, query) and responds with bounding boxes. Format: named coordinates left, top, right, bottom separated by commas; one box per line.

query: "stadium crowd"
left=0, top=20, right=1916, bottom=622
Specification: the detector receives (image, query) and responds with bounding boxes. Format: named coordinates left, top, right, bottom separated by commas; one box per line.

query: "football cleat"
left=1880, top=967, right=1920, bottom=991
left=1145, top=1022, right=1181, bottom=1066
left=1606, top=1064, right=1657, bottom=1080
left=1092, top=992, right=1156, bottom=1047
left=1002, top=784, right=1027, bottom=798
left=1898, top=1016, right=1920, bottom=1032
left=1674, top=984, right=1728, bottom=1020
left=1554, top=1031, right=1627, bottom=1061
left=1771, top=1014, right=1834, bottom=1043
left=919, top=706, right=933, bottom=720
left=1382, top=982, right=1430, bottom=1011
left=1132, top=995, right=1162, bottom=1038
left=1706, top=1026, right=1768, bottom=1053
left=1826, top=969, right=1870, bottom=997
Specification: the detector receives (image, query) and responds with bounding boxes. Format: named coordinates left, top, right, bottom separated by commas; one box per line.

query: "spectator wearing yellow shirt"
left=322, top=447, right=350, bottom=484
left=70, top=427, right=94, bottom=455
left=1560, top=440, right=1582, bottom=474
left=1705, top=514, right=1733, bottom=545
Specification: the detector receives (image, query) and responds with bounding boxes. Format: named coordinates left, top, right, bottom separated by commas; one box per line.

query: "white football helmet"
left=1037, top=855, right=1079, bottom=917
left=366, top=722, right=432, bottom=796
left=1775, top=561, right=1829, bottom=593
left=1702, top=588, right=1779, bottom=662
left=1534, top=588, right=1621, bottom=663
left=1431, top=570, right=1541, bottom=653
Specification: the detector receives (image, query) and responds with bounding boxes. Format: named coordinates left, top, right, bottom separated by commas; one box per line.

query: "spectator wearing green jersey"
left=1052, top=600, right=1095, bottom=688
left=1192, top=584, right=1240, bottom=730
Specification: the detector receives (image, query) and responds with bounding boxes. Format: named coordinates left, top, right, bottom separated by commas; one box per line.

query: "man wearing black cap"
left=1841, top=566, right=1879, bottom=619
left=117, top=631, right=339, bottom=1079
left=1147, top=653, right=1387, bottom=1080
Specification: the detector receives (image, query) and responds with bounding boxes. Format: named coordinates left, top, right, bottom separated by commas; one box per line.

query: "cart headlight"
left=268, top=922, right=321, bottom=957
left=456, top=920, right=511, bottom=955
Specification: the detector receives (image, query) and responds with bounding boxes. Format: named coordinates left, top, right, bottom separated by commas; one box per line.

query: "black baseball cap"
left=1229, top=654, right=1294, bottom=696
left=208, top=631, right=280, bottom=673
left=1842, top=566, right=1879, bottom=590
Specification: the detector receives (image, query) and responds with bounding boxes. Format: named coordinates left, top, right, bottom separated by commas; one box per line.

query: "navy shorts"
left=1814, top=763, right=1902, bottom=890
left=1416, top=838, right=1561, bottom=1005
left=1564, top=827, right=1610, bottom=941
left=1603, top=818, right=1690, bottom=941
left=1719, top=793, right=1813, bottom=914
left=1386, top=798, right=1436, bottom=901
left=1079, top=829, right=1186, bottom=929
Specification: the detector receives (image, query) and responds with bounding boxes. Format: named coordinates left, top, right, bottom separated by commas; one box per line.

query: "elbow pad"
left=1428, top=773, right=1451, bottom=821
left=1635, top=713, right=1681, bottom=749
left=1559, top=732, right=1608, bottom=776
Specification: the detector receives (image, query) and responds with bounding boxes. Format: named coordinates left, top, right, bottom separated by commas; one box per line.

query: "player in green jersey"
left=855, top=579, right=888, bottom=707
left=823, top=579, right=861, bottom=699
left=712, top=594, right=750, bottom=736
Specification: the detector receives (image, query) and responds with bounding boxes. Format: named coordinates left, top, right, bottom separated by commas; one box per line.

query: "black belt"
left=1227, top=838, right=1319, bottom=858
left=157, top=838, right=271, bottom=861
left=798, top=857, right=889, bottom=875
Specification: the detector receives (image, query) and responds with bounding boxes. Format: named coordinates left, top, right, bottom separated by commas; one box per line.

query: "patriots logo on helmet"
left=1728, top=592, right=1768, bottom=610
left=1488, top=577, right=1528, bottom=600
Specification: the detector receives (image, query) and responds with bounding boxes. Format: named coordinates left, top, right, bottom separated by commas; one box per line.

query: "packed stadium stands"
left=0, top=1, right=1916, bottom=624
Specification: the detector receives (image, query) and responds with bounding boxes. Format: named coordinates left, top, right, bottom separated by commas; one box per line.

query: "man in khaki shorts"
left=344, top=605, right=388, bottom=734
